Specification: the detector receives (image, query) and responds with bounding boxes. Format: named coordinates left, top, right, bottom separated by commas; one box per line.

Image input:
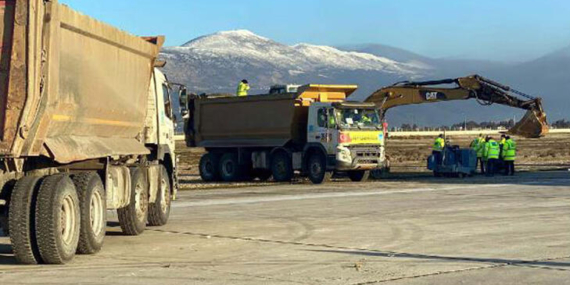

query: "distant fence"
left=388, top=129, right=570, bottom=137
left=174, top=129, right=570, bottom=141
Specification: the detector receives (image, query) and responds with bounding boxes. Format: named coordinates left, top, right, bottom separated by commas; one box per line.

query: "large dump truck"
left=0, top=0, right=177, bottom=264
left=182, top=85, right=388, bottom=184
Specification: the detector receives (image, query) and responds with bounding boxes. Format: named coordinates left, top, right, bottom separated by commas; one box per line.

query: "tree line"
left=395, top=119, right=570, bottom=131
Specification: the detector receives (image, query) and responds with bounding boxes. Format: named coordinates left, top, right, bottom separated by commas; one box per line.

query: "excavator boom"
left=366, top=75, right=549, bottom=138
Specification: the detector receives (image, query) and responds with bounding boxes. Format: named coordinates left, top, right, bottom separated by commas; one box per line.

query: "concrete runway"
left=1, top=171, right=569, bottom=284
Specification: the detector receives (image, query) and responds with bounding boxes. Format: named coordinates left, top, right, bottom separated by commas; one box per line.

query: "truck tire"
left=148, top=165, right=171, bottom=226
left=35, top=174, right=81, bottom=264
left=271, top=152, right=293, bottom=182
left=71, top=172, right=106, bottom=255
left=307, top=153, right=331, bottom=184
left=219, top=153, right=241, bottom=182
left=117, top=168, right=148, bottom=236
left=199, top=153, right=220, bottom=182
left=8, top=176, right=44, bottom=264
left=348, top=171, right=370, bottom=182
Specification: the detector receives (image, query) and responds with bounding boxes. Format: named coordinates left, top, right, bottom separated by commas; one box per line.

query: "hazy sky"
left=60, top=0, right=570, bottom=62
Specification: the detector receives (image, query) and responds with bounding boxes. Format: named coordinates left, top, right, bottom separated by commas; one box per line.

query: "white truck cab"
left=306, top=101, right=386, bottom=180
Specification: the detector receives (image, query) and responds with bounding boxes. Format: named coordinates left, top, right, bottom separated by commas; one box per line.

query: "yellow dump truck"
left=182, top=85, right=388, bottom=184
left=0, top=0, right=177, bottom=264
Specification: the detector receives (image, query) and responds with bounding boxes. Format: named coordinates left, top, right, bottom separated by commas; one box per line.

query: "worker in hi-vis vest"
left=470, top=134, right=485, bottom=174
left=483, top=136, right=500, bottom=177
left=236, top=79, right=250, bottom=97
left=432, top=134, right=445, bottom=165
left=502, top=135, right=517, bottom=176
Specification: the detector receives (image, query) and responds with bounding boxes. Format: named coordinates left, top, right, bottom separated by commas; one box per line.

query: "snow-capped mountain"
left=160, top=30, right=568, bottom=127
left=160, top=30, right=430, bottom=95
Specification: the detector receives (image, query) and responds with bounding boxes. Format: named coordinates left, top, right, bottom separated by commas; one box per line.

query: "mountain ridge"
left=161, top=30, right=569, bottom=126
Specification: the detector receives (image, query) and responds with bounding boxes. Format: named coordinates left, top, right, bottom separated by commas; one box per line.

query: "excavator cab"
left=366, top=75, right=549, bottom=138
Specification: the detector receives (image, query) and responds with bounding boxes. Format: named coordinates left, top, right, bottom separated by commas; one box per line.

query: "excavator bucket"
left=508, top=110, right=549, bottom=138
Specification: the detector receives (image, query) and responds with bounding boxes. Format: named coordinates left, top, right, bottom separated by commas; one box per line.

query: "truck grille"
left=350, top=145, right=382, bottom=164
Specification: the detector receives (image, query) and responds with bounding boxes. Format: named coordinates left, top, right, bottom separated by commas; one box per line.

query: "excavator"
left=366, top=74, right=549, bottom=138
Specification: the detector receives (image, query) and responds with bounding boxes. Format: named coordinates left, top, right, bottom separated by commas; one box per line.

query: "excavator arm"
left=366, top=75, right=549, bottom=138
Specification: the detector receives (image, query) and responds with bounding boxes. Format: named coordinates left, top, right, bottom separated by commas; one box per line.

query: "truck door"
left=308, top=107, right=335, bottom=154
left=157, top=81, right=176, bottom=155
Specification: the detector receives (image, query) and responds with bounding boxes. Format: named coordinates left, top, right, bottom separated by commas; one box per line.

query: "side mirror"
left=179, top=88, right=188, bottom=107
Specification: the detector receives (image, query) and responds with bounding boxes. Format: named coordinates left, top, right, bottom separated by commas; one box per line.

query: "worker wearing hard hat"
left=432, top=134, right=445, bottom=165
left=236, top=79, right=250, bottom=97
left=470, top=134, right=485, bottom=174
left=483, top=136, right=500, bottom=177
left=502, top=135, right=517, bottom=175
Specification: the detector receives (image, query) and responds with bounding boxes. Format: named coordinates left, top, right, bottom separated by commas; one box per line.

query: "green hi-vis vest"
left=503, top=139, right=517, bottom=161
left=433, top=137, right=445, bottom=152
left=484, top=140, right=500, bottom=160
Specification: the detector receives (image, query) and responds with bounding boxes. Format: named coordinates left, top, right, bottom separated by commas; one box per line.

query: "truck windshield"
left=335, top=108, right=381, bottom=129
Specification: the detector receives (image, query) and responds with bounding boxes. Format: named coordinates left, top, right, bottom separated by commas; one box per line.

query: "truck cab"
left=303, top=100, right=386, bottom=183
left=307, top=102, right=385, bottom=172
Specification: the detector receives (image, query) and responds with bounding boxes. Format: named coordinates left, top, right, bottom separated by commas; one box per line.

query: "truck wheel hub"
left=310, top=161, right=322, bottom=175
left=90, top=190, right=104, bottom=235
left=223, top=161, right=235, bottom=175
left=61, top=195, right=78, bottom=245
left=160, top=177, right=169, bottom=213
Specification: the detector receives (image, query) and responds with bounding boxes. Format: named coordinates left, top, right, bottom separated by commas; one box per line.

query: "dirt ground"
left=175, top=133, right=570, bottom=189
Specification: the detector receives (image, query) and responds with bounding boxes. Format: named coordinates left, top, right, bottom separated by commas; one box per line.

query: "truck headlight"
left=337, top=146, right=352, bottom=163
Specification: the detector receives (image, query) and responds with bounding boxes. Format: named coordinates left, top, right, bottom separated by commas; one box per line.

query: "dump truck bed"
left=0, top=0, right=161, bottom=163
left=191, top=85, right=357, bottom=148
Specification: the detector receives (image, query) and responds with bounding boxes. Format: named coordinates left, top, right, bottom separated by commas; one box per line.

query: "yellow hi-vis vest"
left=476, top=138, right=485, bottom=158
left=433, top=137, right=445, bottom=152
left=470, top=138, right=479, bottom=149
left=237, top=82, right=250, bottom=96
left=470, top=137, right=484, bottom=158
left=503, top=139, right=517, bottom=161
left=484, top=140, right=500, bottom=160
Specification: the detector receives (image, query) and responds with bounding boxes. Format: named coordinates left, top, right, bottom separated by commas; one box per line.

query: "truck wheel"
left=71, top=172, right=106, bottom=255
left=219, top=153, right=241, bottom=182
left=199, top=153, right=220, bottom=182
left=348, top=171, right=370, bottom=182
left=148, top=165, right=171, bottom=226
left=271, top=152, right=293, bottom=182
left=8, top=176, right=44, bottom=264
left=307, top=153, right=331, bottom=184
left=35, top=174, right=81, bottom=264
left=117, top=168, right=148, bottom=236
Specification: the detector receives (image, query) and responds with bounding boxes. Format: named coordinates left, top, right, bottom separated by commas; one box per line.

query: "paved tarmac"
left=1, top=171, right=569, bottom=284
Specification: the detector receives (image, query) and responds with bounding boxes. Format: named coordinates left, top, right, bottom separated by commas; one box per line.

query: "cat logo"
left=421, top=91, right=446, bottom=101
left=425, top=92, right=439, bottom=100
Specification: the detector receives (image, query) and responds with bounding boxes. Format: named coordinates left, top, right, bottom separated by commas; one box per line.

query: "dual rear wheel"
left=9, top=174, right=86, bottom=264
left=8, top=164, right=171, bottom=264
left=200, top=151, right=291, bottom=183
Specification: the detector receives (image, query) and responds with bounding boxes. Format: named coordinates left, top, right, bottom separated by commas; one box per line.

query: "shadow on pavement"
left=309, top=249, right=570, bottom=268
